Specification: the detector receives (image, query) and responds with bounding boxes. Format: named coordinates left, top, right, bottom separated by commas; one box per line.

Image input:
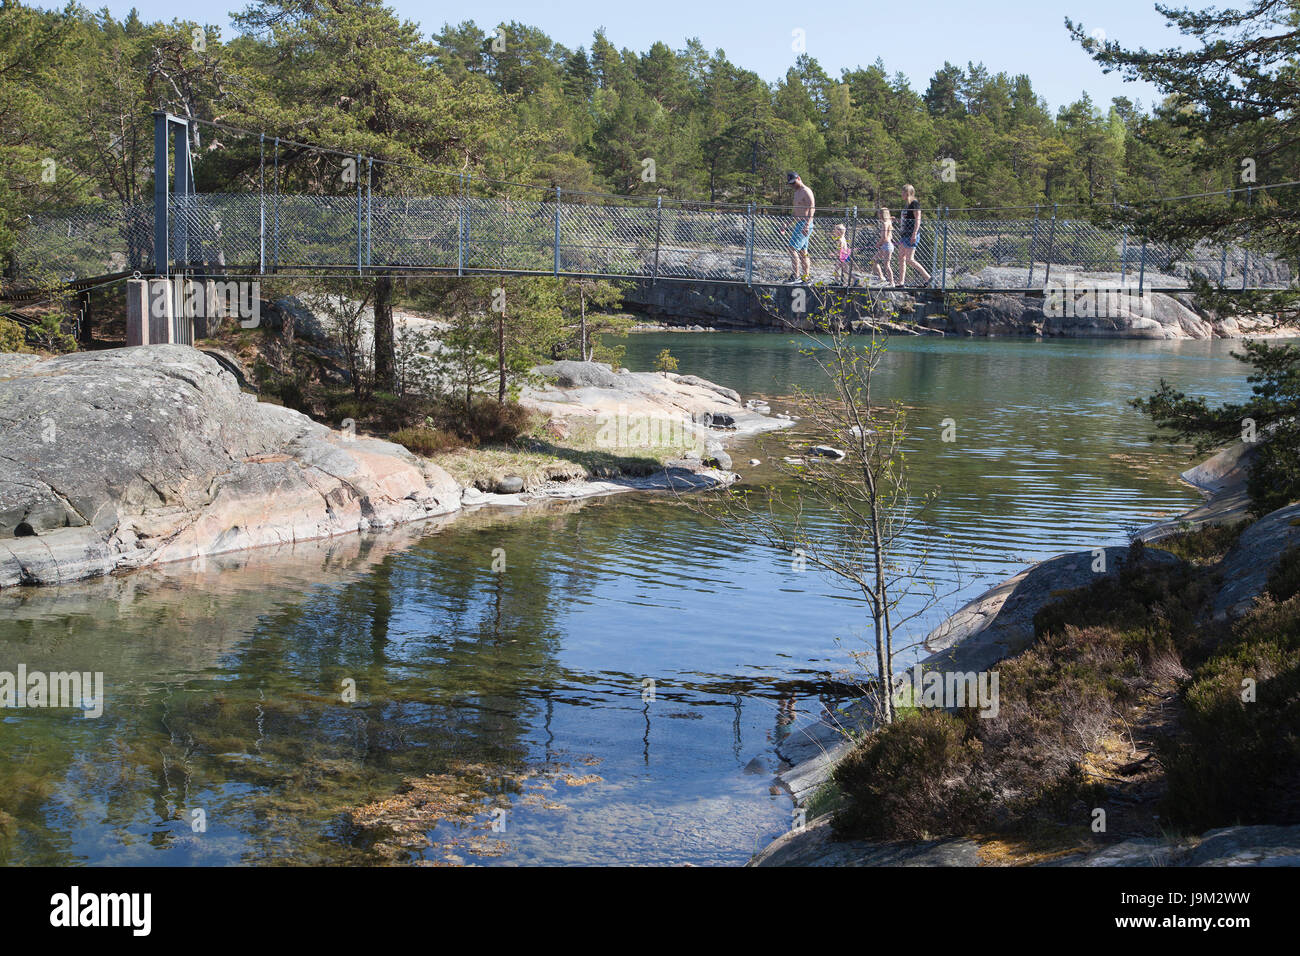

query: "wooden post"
left=171, top=276, right=194, bottom=345
left=148, top=278, right=173, bottom=344
left=126, top=279, right=150, bottom=346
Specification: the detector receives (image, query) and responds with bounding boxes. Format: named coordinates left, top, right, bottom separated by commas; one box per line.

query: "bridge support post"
left=126, top=279, right=149, bottom=346
left=126, top=277, right=177, bottom=346
left=940, top=207, right=949, bottom=293
left=171, top=276, right=195, bottom=345
left=258, top=134, right=266, bottom=274
left=1027, top=205, right=1039, bottom=287
left=153, top=114, right=169, bottom=277
left=1043, top=205, right=1058, bottom=290
left=272, top=138, right=280, bottom=274
left=457, top=173, right=465, bottom=276
left=655, top=196, right=664, bottom=284
left=743, top=202, right=753, bottom=286
left=1242, top=185, right=1253, bottom=291
left=846, top=205, right=857, bottom=289
left=355, top=153, right=363, bottom=276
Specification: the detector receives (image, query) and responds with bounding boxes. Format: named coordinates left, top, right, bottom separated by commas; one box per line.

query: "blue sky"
left=99, top=0, right=1189, bottom=113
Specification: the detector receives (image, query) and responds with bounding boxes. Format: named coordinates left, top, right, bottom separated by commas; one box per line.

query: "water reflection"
left=0, top=334, right=1267, bottom=865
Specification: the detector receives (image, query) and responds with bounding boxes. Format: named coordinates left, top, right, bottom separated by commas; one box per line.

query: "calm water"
left=0, top=333, right=1263, bottom=865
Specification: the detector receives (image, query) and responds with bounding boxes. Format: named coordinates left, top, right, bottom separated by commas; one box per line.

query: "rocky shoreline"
left=624, top=268, right=1290, bottom=340
left=749, top=439, right=1300, bottom=867
left=0, top=347, right=787, bottom=590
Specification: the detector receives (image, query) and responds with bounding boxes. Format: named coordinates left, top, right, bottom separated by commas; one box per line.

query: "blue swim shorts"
left=899, top=232, right=919, bottom=250
left=789, top=220, right=811, bottom=252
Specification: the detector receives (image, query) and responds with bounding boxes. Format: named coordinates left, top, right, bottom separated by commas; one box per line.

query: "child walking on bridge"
left=873, top=207, right=897, bottom=287
left=831, top=224, right=854, bottom=285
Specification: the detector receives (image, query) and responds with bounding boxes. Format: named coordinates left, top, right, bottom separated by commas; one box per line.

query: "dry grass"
left=426, top=412, right=700, bottom=491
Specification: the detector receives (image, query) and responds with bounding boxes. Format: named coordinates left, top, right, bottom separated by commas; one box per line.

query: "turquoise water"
left=0, top=333, right=1263, bottom=865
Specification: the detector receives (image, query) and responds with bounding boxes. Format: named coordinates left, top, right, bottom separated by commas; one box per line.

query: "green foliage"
left=1071, top=2, right=1300, bottom=320
left=458, top=399, right=531, bottom=446
left=834, top=552, right=1213, bottom=841
left=0, top=317, right=26, bottom=353
left=562, top=278, right=626, bottom=363
left=1031, top=544, right=1208, bottom=657
left=1266, top=543, right=1300, bottom=603
left=1152, top=520, right=1248, bottom=565
left=27, top=312, right=76, bottom=353
left=653, top=348, right=678, bottom=373
left=0, top=1, right=1245, bottom=281
left=1160, top=578, right=1300, bottom=830
left=832, top=709, right=988, bottom=840
left=1134, top=341, right=1300, bottom=515
left=390, top=424, right=462, bottom=457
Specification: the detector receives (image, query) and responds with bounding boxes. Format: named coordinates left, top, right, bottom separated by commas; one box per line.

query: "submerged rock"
left=807, top=445, right=847, bottom=460
left=495, top=476, right=526, bottom=495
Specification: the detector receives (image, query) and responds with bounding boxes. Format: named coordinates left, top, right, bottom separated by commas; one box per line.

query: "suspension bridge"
left=3, top=113, right=1295, bottom=308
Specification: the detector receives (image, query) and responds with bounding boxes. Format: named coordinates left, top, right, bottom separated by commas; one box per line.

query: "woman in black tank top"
left=895, top=185, right=932, bottom=286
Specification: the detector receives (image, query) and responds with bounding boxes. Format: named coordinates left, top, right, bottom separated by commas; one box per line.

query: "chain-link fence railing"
left=7, top=202, right=152, bottom=290
left=8, top=193, right=1294, bottom=294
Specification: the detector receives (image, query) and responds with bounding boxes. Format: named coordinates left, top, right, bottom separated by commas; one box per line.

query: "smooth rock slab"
left=0, top=346, right=461, bottom=588
left=921, top=546, right=1181, bottom=674
left=1211, top=502, right=1300, bottom=619
left=751, top=817, right=979, bottom=867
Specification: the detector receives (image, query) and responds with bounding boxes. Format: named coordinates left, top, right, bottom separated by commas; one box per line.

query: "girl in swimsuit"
left=832, top=224, right=853, bottom=285
left=873, top=207, right=897, bottom=287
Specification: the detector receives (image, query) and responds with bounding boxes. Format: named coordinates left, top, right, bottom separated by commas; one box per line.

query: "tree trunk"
left=373, top=272, right=395, bottom=392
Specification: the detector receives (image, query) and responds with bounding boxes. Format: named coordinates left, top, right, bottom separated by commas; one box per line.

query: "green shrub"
left=330, top=399, right=365, bottom=425
left=833, top=621, right=1147, bottom=841
left=1266, top=545, right=1300, bottom=602
left=1161, top=592, right=1300, bottom=829
left=832, top=709, right=988, bottom=840
left=391, top=425, right=462, bottom=457
left=0, top=316, right=25, bottom=353
left=1153, top=521, right=1248, bottom=565
left=457, top=399, right=530, bottom=445
left=653, top=348, right=678, bottom=373
left=28, top=313, right=76, bottom=353
left=1031, top=546, right=1206, bottom=659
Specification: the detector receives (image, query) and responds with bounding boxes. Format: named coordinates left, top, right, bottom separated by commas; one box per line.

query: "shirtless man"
left=786, top=171, right=815, bottom=282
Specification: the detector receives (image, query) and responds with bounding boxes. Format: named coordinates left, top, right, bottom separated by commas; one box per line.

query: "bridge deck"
left=6, top=190, right=1293, bottom=297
